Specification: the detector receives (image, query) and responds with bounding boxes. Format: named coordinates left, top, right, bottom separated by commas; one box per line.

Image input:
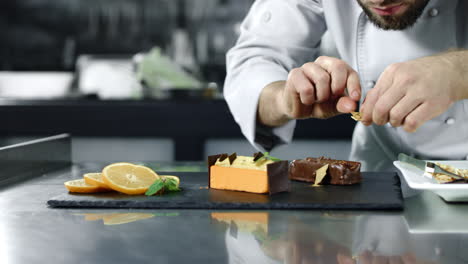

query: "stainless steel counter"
left=1, top=162, right=468, bottom=264
left=1, top=135, right=467, bottom=264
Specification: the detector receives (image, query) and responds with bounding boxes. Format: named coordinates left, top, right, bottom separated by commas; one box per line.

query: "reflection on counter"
left=211, top=212, right=269, bottom=233
left=1, top=208, right=467, bottom=263
left=76, top=212, right=180, bottom=226
left=216, top=212, right=354, bottom=264
left=210, top=212, right=454, bottom=264
left=78, top=213, right=154, bottom=225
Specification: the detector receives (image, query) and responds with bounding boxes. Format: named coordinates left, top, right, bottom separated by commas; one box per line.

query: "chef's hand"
left=360, top=51, right=468, bottom=132
left=258, top=56, right=361, bottom=127
left=356, top=251, right=437, bottom=264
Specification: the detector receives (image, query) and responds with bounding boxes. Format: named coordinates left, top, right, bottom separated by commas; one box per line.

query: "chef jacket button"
left=428, top=8, right=439, bottom=17
left=435, top=246, right=441, bottom=256
left=445, top=117, right=455, bottom=125
left=262, top=12, right=272, bottom=23
left=366, top=81, right=376, bottom=89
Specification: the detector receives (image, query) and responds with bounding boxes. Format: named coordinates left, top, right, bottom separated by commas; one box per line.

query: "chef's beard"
left=357, top=0, right=430, bottom=30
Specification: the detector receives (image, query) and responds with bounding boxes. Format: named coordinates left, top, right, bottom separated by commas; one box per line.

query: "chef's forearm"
left=257, top=81, right=290, bottom=127
left=442, top=49, right=468, bottom=100
left=456, top=50, right=468, bottom=100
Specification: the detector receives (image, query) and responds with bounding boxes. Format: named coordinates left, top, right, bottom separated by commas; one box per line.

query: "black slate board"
left=48, top=172, right=403, bottom=210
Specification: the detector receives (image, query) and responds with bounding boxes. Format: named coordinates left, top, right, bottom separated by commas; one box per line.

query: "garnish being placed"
left=351, top=112, right=363, bottom=121
left=145, top=175, right=181, bottom=196
left=252, top=152, right=281, bottom=163
left=262, top=152, right=282, bottom=162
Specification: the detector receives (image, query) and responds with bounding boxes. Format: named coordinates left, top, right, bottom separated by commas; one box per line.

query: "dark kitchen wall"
left=184, top=0, right=254, bottom=87
left=0, top=0, right=254, bottom=83
left=0, top=0, right=178, bottom=70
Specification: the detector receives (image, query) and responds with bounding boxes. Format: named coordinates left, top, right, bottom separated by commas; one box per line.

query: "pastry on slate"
left=289, top=157, right=361, bottom=185
left=208, top=153, right=290, bottom=195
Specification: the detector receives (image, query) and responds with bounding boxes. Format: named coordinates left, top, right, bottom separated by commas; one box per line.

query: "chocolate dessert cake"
left=289, top=157, right=361, bottom=185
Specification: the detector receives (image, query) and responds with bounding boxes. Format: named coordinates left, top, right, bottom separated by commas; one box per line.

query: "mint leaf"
left=146, top=177, right=181, bottom=196
left=252, top=226, right=268, bottom=243
left=164, top=178, right=181, bottom=192
left=145, top=179, right=164, bottom=196
left=263, top=152, right=281, bottom=162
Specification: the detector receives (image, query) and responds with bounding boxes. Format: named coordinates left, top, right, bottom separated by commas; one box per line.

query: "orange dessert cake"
left=208, top=153, right=289, bottom=195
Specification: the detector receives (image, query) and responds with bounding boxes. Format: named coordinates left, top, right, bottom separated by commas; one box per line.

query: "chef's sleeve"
left=224, top=0, right=327, bottom=151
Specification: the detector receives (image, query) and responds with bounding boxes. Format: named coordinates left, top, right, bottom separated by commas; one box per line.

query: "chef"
left=224, top=0, right=468, bottom=171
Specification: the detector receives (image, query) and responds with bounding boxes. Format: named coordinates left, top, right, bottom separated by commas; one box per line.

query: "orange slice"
left=83, top=173, right=112, bottom=190
left=64, top=179, right=110, bottom=193
left=102, top=163, right=159, bottom=195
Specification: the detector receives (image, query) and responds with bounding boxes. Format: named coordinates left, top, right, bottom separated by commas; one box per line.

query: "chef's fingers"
left=302, top=62, right=331, bottom=103
left=388, top=96, right=422, bottom=128
left=361, top=64, right=396, bottom=125
left=315, top=56, right=359, bottom=98
left=336, top=96, right=358, bottom=113
left=346, top=70, right=362, bottom=102
left=360, top=87, right=379, bottom=126
left=375, top=63, right=398, bottom=97
left=288, top=68, right=317, bottom=105
left=315, top=56, right=347, bottom=95
left=372, top=86, right=406, bottom=126
left=402, top=103, right=432, bottom=133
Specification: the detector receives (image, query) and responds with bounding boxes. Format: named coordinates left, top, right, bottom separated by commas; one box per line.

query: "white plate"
left=394, top=160, right=468, bottom=202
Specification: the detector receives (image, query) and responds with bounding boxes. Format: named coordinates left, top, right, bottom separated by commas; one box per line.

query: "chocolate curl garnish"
left=219, top=153, right=229, bottom=162
left=228, top=153, right=237, bottom=165
left=253, top=152, right=264, bottom=162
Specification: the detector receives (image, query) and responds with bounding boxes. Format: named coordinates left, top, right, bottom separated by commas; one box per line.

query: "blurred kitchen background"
left=0, top=0, right=253, bottom=98
left=0, top=0, right=352, bottom=163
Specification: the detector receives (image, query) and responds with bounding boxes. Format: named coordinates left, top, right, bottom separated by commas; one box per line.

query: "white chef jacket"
left=224, top=0, right=468, bottom=171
